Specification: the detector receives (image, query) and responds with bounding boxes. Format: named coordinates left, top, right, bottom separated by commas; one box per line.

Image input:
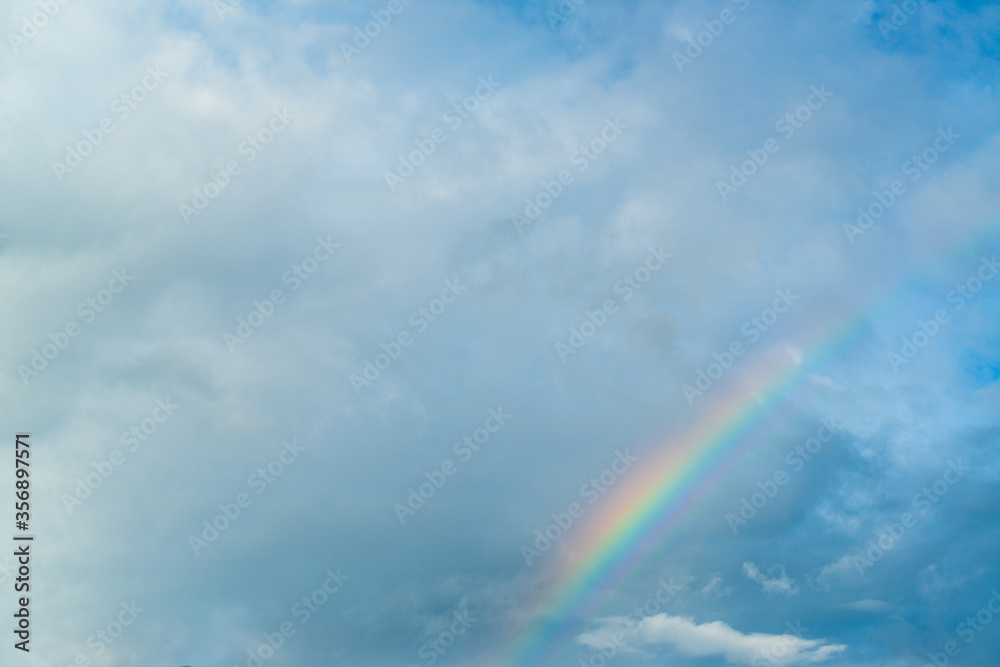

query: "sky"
left=1, top=0, right=1000, bottom=666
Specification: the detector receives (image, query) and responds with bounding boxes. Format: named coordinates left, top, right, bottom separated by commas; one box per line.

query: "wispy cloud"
left=743, top=562, right=799, bottom=596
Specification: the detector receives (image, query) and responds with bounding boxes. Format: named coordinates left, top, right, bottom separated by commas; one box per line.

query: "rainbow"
left=504, top=308, right=874, bottom=666
left=504, top=226, right=1000, bottom=665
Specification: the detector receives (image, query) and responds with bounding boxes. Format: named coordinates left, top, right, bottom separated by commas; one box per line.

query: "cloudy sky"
left=2, top=0, right=1000, bottom=665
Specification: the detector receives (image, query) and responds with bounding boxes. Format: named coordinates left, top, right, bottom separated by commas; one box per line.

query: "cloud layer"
left=1, top=0, right=999, bottom=665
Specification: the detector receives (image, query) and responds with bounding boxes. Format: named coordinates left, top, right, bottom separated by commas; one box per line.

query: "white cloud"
left=577, top=614, right=847, bottom=666
left=700, top=572, right=733, bottom=598
left=743, top=562, right=800, bottom=596
left=818, top=554, right=859, bottom=585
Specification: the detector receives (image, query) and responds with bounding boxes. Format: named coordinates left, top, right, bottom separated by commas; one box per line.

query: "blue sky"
left=1, top=0, right=999, bottom=665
